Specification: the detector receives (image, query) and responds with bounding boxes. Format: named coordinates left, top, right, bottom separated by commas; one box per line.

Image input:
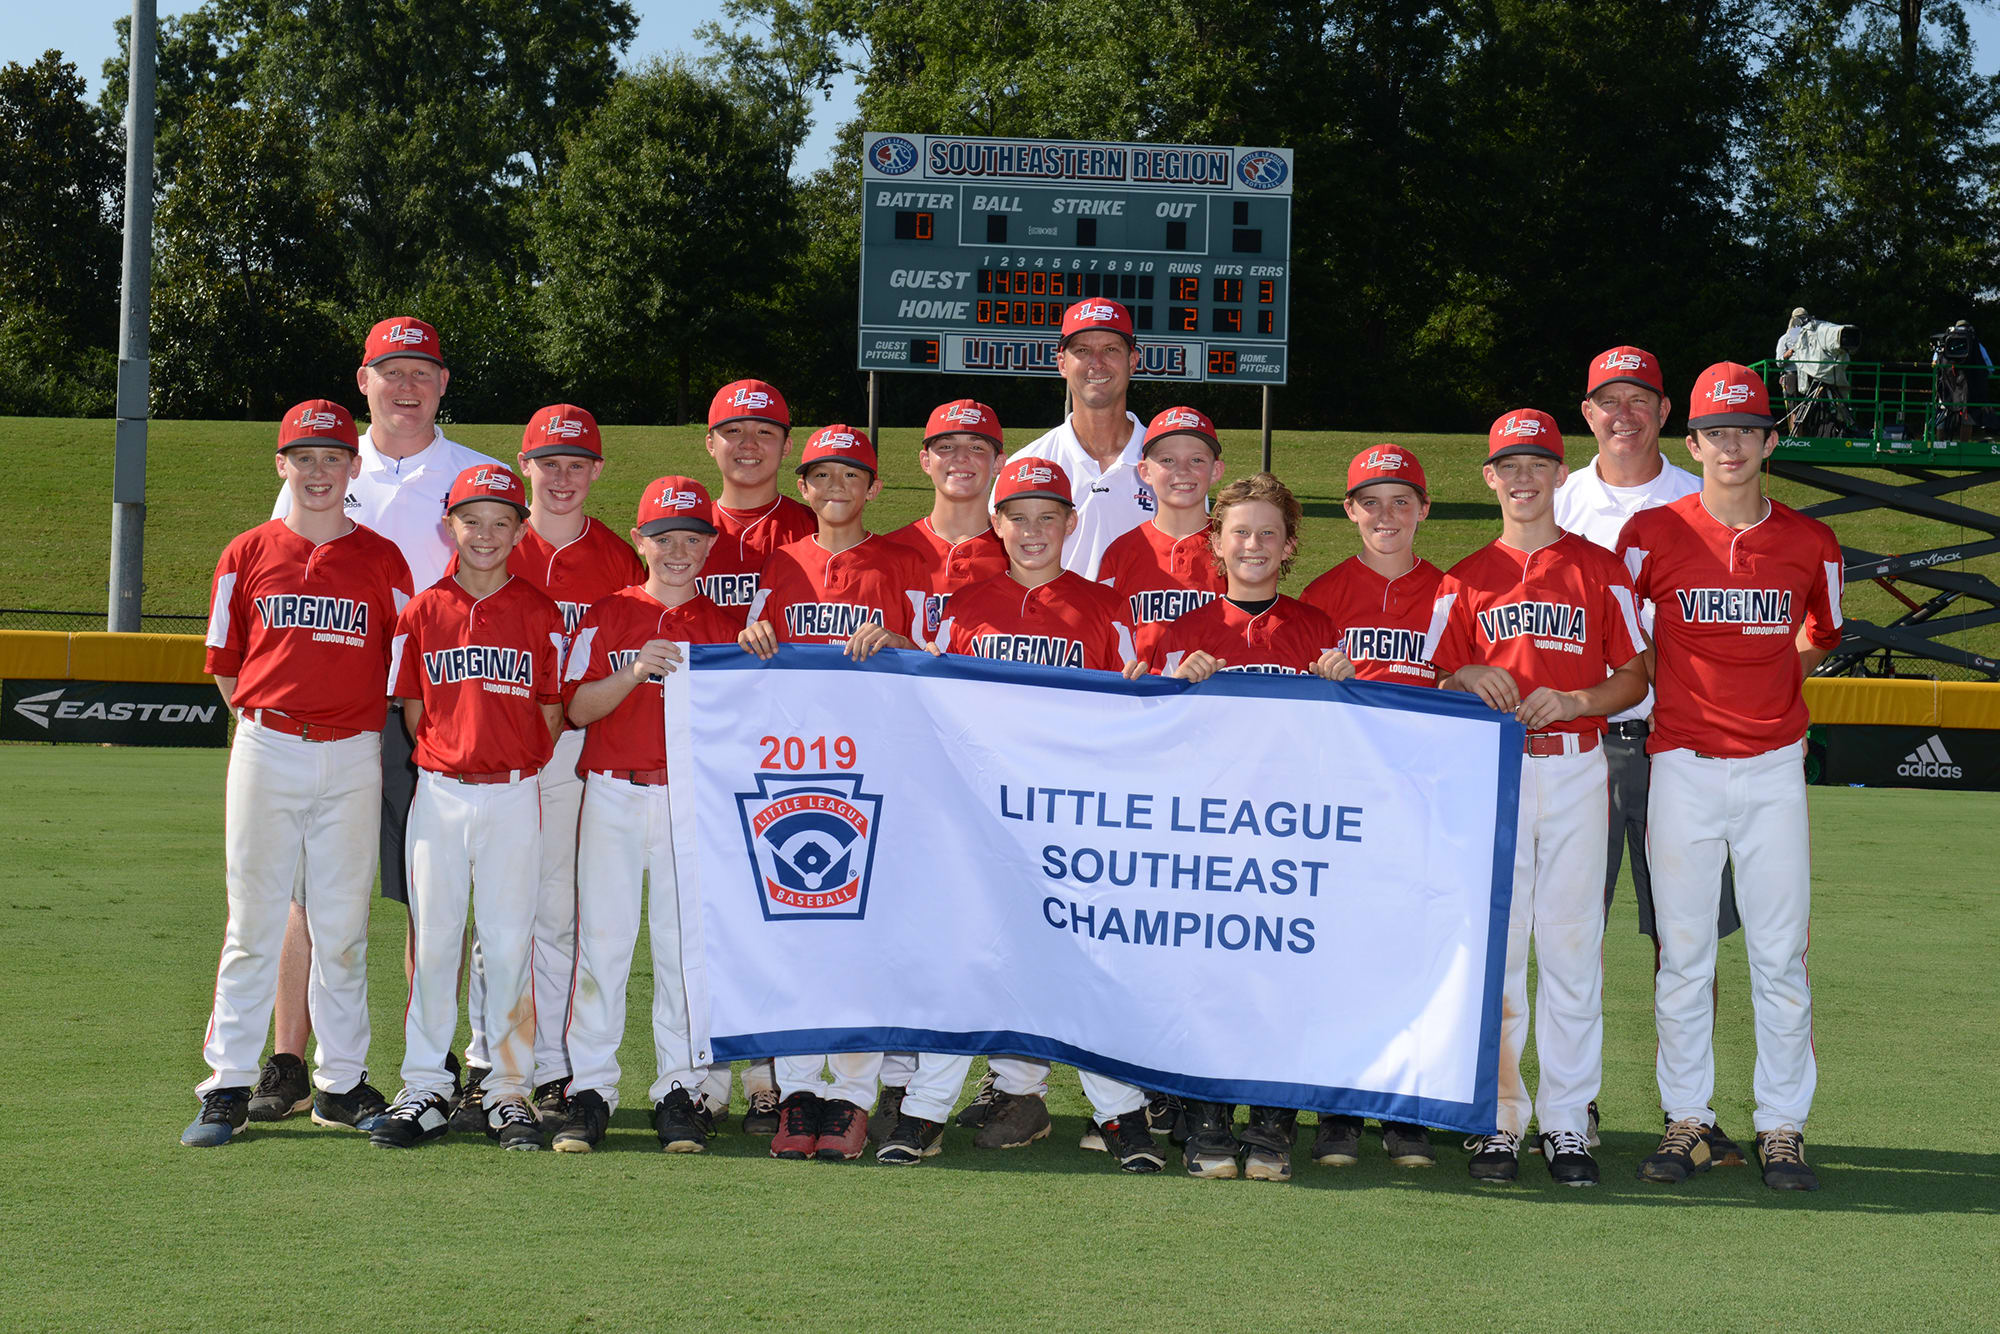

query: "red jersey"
left=697, top=495, right=817, bottom=610
left=885, top=517, right=1010, bottom=636
left=751, top=533, right=929, bottom=644
left=939, top=571, right=1135, bottom=671
left=204, top=520, right=413, bottom=733
left=1155, top=596, right=1340, bottom=676
left=1096, top=521, right=1224, bottom=662
left=391, top=576, right=564, bottom=773
left=1424, top=533, right=1644, bottom=738
left=1616, top=495, right=1843, bottom=757
left=1299, top=556, right=1445, bottom=686
left=504, top=517, right=643, bottom=636
left=565, top=586, right=745, bottom=774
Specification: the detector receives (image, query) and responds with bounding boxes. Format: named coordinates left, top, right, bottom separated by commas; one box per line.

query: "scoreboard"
left=858, top=133, right=1292, bottom=384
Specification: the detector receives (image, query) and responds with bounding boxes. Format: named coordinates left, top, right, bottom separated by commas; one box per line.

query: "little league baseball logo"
left=736, top=773, right=883, bottom=921
left=870, top=135, right=919, bottom=176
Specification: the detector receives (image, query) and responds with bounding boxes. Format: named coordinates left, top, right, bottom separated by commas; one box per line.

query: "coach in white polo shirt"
left=1004, top=298, right=1156, bottom=580
left=1555, top=346, right=1742, bottom=952
left=252, top=317, right=495, bottom=1119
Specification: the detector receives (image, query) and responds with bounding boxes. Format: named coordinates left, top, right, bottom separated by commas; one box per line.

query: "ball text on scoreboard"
left=857, top=133, right=1293, bottom=384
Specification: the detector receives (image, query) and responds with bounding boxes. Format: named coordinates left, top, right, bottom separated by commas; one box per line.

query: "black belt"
left=1606, top=719, right=1650, bottom=740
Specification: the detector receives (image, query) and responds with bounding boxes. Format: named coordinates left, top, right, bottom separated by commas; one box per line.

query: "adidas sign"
left=1897, top=735, right=1962, bottom=780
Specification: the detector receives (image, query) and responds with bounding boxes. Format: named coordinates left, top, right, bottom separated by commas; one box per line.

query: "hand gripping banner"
left=664, top=646, right=1521, bottom=1132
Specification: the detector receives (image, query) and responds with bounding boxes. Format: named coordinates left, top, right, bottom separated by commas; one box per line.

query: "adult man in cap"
left=249, top=317, right=497, bottom=1123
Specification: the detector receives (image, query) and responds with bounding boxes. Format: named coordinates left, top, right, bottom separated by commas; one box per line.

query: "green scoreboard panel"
left=858, top=133, right=1293, bottom=384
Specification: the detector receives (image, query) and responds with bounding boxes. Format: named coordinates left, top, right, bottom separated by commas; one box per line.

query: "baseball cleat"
left=246, top=1054, right=311, bottom=1122
left=652, top=1088, right=708, bottom=1154
left=1106, top=1113, right=1164, bottom=1173
left=1078, top=1119, right=1107, bottom=1153
left=1144, top=1091, right=1187, bottom=1144
left=813, top=1099, right=869, bottom=1161
left=770, top=1092, right=822, bottom=1159
left=488, top=1097, right=544, bottom=1151
left=1638, top=1117, right=1715, bottom=1183
left=533, top=1078, right=571, bottom=1132
left=1311, top=1114, right=1363, bottom=1166
left=448, top=1063, right=492, bottom=1135
left=876, top=1113, right=947, bottom=1165
left=867, top=1084, right=906, bottom=1145
left=955, top=1070, right=1001, bottom=1128
left=1755, top=1127, right=1820, bottom=1191
left=1705, top=1120, right=1747, bottom=1167
left=1180, top=1101, right=1240, bottom=1179
left=1465, top=1131, right=1522, bottom=1182
left=741, top=1087, right=781, bottom=1136
left=1239, top=1107, right=1296, bottom=1182
left=1244, top=1147, right=1293, bottom=1182
left=1541, top=1130, right=1599, bottom=1187
left=1382, top=1122, right=1435, bottom=1167
left=1528, top=1101, right=1600, bottom=1156
left=552, top=1088, right=609, bottom=1153
left=369, top=1090, right=452, bottom=1148
left=974, top=1092, right=1052, bottom=1150
left=181, top=1087, right=250, bottom=1147
left=311, top=1077, right=389, bottom=1132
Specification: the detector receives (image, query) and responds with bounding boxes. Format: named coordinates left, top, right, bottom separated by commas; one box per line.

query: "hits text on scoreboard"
left=859, top=134, right=1294, bottom=384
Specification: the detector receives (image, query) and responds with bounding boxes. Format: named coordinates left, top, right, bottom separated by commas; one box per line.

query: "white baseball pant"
left=567, top=773, right=703, bottom=1112
left=697, top=1056, right=777, bottom=1118
left=467, top=727, right=584, bottom=1085
left=198, top=717, right=379, bottom=1097
left=777, top=1053, right=883, bottom=1108
left=879, top=1051, right=917, bottom=1090
left=1496, top=742, right=1608, bottom=1139
left=990, top=1056, right=1146, bottom=1122
left=402, top=771, right=541, bottom=1103
left=1648, top=742, right=1816, bottom=1133
left=899, top=1053, right=973, bottom=1123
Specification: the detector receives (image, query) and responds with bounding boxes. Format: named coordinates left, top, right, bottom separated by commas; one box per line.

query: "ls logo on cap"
left=944, top=404, right=985, bottom=425
left=736, top=773, right=882, bottom=920
left=382, top=324, right=428, bottom=347
left=1364, top=451, right=1406, bottom=470
left=1499, top=415, right=1548, bottom=437
left=469, top=468, right=512, bottom=491
left=1020, top=465, right=1057, bottom=485
left=655, top=485, right=700, bottom=511
left=1074, top=302, right=1118, bottom=322
left=1600, top=351, right=1646, bottom=371
left=733, top=387, right=772, bottom=410
left=294, top=408, right=340, bottom=431
left=543, top=417, right=587, bottom=439
left=1161, top=409, right=1205, bottom=431
left=820, top=431, right=857, bottom=449
left=1706, top=378, right=1753, bottom=406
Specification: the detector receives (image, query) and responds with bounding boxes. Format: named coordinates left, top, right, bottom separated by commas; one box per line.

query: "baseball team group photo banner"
left=664, top=647, right=1523, bottom=1133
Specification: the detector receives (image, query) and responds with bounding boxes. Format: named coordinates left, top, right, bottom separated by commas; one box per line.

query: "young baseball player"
left=1617, top=363, right=1843, bottom=1192
left=1097, top=405, right=1228, bottom=664
left=1296, top=443, right=1445, bottom=1169
left=555, top=476, right=747, bottom=1154
left=454, top=404, right=644, bottom=1134
left=740, top=424, right=929, bottom=1163
left=921, top=457, right=1164, bottom=1173
left=371, top=465, right=563, bottom=1151
left=1423, top=410, right=1649, bottom=1187
left=183, top=400, right=414, bottom=1147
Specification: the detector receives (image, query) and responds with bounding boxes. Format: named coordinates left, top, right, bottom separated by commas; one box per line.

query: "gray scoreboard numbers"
left=858, top=133, right=1293, bottom=384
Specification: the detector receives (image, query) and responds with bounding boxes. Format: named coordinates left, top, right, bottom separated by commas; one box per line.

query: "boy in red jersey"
left=457, top=403, right=644, bottom=1133
left=1424, top=410, right=1649, bottom=1188
left=922, top=458, right=1163, bottom=1174
left=885, top=398, right=1010, bottom=637
left=183, top=401, right=414, bottom=1147
left=697, top=379, right=817, bottom=613
left=1618, top=363, right=1843, bottom=1193
left=1097, top=405, right=1227, bottom=663
left=553, top=477, right=747, bottom=1153
left=372, top=465, right=563, bottom=1151
left=1301, top=444, right=1446, bottom=689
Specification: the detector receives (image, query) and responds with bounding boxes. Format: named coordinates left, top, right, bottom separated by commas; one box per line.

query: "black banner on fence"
left=1812, top=724, right=1998, bottom=791
left=2, top=679, right=228, bottom=747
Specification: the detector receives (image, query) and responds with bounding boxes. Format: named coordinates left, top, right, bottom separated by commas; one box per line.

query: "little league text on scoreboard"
left=858, top=133, right=1293, bottom=384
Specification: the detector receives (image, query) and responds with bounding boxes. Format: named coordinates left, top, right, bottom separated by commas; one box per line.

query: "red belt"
left=243, top=709, right=365, bottom=743
left=433, top=770, right=527, bottom=785
left=595, top=768, right=669, bottom=786
left=1524, top=730, right=1600, bottom=757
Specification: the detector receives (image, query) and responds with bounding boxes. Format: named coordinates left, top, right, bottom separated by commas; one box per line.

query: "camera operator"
left=1932, top=320, right=1994, bottom=434
left=1775, top=307, right=1811, bottom=406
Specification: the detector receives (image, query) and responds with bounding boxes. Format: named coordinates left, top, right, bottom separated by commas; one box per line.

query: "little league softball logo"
left=1236, top=149, right=1289, bottom=190
left=736, top=774, right=883, bottom=920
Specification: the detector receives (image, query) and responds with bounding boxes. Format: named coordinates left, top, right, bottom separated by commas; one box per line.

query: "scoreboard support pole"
left=1261, top=385, right=1273, bottom=474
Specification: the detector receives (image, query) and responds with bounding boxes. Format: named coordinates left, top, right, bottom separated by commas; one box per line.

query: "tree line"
left=2, top=0, right=1995, bottom=431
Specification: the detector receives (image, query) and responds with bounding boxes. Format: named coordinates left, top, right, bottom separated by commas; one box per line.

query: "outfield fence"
left=0, top=608, right=206, bottom=633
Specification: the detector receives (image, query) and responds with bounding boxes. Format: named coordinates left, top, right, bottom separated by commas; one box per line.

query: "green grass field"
left=2, top=748, right=1994, bottom=1331
left=7, top=414, right=2000, bottom=663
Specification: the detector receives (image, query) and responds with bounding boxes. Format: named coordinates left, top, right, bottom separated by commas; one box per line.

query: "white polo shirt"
left=1005, top=411, right=1153, bottom=580
left=273, top=427, right=496, bottom=594
left=1554, top=452, right=1702, bottom=725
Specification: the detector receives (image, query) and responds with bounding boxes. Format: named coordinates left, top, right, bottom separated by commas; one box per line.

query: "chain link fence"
left=0, top=609, right=207, bottom=633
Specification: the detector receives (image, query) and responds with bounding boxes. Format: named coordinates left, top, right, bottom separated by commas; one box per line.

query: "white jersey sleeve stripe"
left=746, top=588, right=771, bottom=629
left=1609, top=585, right=1645, bottom=656
left=1420, top=592, right=1456, bottom=663
left=1622, top=545, right=1648, bottom=582
left=1113, top=621, right=1136, bottom=667
left=387, top=633, right=408, bottom=693
left=206, top=572, right=236, bottom=648
left=564, top=627, right=597, bottom=684
left=1822, top=560, right=1845, bottom=629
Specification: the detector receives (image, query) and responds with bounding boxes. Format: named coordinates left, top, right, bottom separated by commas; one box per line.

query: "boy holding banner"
left=1423, top=410, right=1649, bottom=1188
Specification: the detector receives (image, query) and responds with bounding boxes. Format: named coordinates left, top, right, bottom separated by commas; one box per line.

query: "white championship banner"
left=664, top=646, right=1522, bottom=1132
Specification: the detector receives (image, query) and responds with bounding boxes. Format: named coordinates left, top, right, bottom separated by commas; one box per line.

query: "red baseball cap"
left=362, top=316, right=444, bottom=368
left=924, top=399, right=1004, bottom=450
left=993, top=457, right=1074, bottom=508
left=445, top=464, right=529, bottom=517
left=708, top=379, right=790, bottom=431
left=521, top=403, right=602, bottom=460
left=1487, top=409, right=1565, bottom=464
left=277, top=399, right=359, bottom=452
left=635, top=475, right=717, bottom=537
left=795, top=424, right=878, bottom=476
left=1143, top=405, right=1221, bottom=456
left=1586, top=345, right=1665, bottom=396
left=1686, top=362, right=1775, bottom=431
left=1060, top=298, right=1135, bottom=347
left=1346, top=443, right=1427, bottom=497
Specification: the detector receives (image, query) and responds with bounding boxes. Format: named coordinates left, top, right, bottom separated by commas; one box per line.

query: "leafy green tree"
left=0, top=51, right=122, bottom=353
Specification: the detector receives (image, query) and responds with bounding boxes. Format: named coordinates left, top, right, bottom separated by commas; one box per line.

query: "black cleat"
left=1240, top=1106, right=1297, bottom=1183
left=553, top=1088, right=610, bottom=1153
left=653, top=1088, right=708, bottom=1153
left=181, top=1087, right=250, bottom=1147
left=533, top=1078, right=570, bottom=1132
left=1755, top=1127, right=1820, bottom=1191
left=1639, top=1117, right=1714, bottom=1184
left=311, top=1077, right=389, bottom=1132
left=1144, top=1090, right=1187, bottom=1144
left=488, top=1096, right=544, bottom=1151
left=1465, top=1131, right=1521, bottom=1182
left=370, top=1090, right=451, bottom=1148
left=1181, top=1101, right=1240, bottom=1178
left=1106, top=1112, right=1164, bottom=1173
left=448, top=1060, right=490, bottom=1135
left=1382, top=1121, right=1435, bottom=1167
left=247, top=1054, right=311, bottom=1122
left=1312, top=1114, right=1363, bottom=1166
left=1542, top=1129, right=1599, bottom=1186
left=868, top=1084, right=906, bottom=1145
left=1706, top=1120, right=1747, bottom=1167
left=975, top=1092, right=1052, bottom=1150
left=876, top=1112, right=947, bottom=1165
left=955, top=1069, right=1001, bottom=1128
left=742, top=1087, right=781, bottom=1136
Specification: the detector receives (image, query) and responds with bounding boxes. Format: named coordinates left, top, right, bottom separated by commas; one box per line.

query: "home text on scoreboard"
left=857, top=134, right=1293, bottom=385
